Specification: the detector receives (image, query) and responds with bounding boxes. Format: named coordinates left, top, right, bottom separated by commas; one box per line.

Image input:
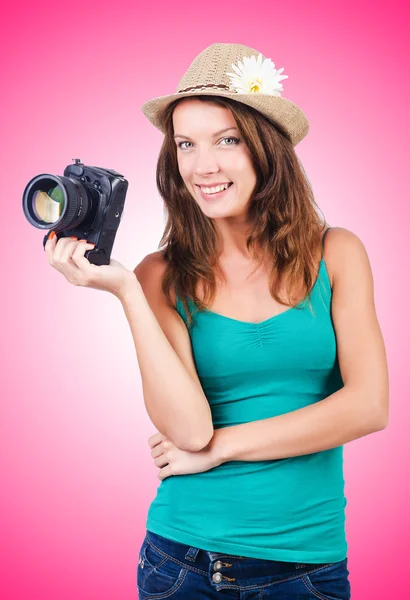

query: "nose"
left=194, top=147, right=220, bottom=177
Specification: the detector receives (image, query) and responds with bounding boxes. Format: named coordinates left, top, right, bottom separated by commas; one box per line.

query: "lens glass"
left=32, top=185, right=65, bottom=223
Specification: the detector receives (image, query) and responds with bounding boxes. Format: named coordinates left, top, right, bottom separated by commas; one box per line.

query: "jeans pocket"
left=137, top=536, right=188, bottom=599
left=301, top=559, right=351, bottom=600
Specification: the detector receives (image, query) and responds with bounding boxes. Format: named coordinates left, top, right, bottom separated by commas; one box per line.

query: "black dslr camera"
left=22, top=158, right=129, bottom=265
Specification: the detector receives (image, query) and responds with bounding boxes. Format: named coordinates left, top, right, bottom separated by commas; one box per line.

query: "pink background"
left=1, top=0, right=408, bottom=597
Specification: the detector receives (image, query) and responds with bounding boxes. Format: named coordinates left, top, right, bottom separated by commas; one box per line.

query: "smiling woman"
left=154, top=90, right=326, bottom=327
left=131, top=41, right=388, bottom=600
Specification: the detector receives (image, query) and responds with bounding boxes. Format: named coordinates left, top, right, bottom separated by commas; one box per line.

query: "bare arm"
left=120, top=252, right=214, bottom=452
left=209, top=228, right=389, bottom=463
left=210, top=386, right=386, bottom=463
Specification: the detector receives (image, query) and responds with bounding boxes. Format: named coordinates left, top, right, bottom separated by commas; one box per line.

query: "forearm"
left=119, top=282, right=213, bottom=452
left=211, top=386, right=386, bottom=463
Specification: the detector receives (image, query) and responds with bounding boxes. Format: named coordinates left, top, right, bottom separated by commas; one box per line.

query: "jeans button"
left=214, top=561, right=223, bottom=571
left=212, top=572, right=223, bottom=583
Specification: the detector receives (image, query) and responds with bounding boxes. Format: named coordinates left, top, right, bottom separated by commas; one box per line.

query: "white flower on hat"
left=226, top=53, right=288, bottom=96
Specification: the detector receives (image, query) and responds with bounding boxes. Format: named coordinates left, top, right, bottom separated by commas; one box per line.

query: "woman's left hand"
left=148, top=431, right=223, bottom=480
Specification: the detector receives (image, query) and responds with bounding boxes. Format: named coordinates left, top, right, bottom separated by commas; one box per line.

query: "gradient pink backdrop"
left=1, top=0, right=408, bottom=598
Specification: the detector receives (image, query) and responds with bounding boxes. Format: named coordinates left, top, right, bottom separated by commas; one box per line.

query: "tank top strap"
left=321, top=226, right=332, bottom=260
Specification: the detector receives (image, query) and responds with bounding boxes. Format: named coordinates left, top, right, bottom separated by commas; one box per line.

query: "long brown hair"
left=155, top=95, right=328, bottom=329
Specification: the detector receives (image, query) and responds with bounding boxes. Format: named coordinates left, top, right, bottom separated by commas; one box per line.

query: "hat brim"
left=141, top=90, right=309, bottom=147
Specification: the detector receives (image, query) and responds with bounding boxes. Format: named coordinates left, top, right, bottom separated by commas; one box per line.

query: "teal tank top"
left=146, top=227, right=348, bottom=563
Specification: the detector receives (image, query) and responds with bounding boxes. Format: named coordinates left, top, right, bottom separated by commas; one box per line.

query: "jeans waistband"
left=145, top=530, right=339, bottom=583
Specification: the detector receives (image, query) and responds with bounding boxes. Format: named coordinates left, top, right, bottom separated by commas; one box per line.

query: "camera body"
left=22, top=159, right=129, bottom=265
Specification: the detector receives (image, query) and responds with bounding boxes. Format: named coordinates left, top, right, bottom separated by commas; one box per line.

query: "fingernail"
left=48, top=231, right=56, bottom=240
left=78, top=239, right=88, bottom=242
left=70, top=237, right=78, bottom=240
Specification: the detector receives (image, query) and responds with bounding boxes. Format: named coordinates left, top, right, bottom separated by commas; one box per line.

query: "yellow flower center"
left=249, top=79, right=262, bottom=93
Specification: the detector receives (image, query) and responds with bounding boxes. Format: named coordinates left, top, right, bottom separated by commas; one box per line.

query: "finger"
left=58, top=237, right=80, bottom=262
left=69, top=240, right=97, bottom=273
left=45, top=233, right=79, bottom=266
left=154, top=455, right=169, bottom=468
left=60, top=238, right=94, bottom=263
left=45, top=234, right=77, bottom=265
left=61, top=240, right=97, bottom=286
left=46, top=235, right=95, bottom=285
left=151, top=445, right=164, bottom=458
left=49, top=238, right=85, bottom=284
left=158, top=464, right=173, bottom=480
left=44, top=231, right=58, bottom=263
left=148, top=432, right=165, bottom=448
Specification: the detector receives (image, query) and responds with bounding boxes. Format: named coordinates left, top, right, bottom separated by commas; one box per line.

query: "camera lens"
left=22, top=174, right=92, bottom=231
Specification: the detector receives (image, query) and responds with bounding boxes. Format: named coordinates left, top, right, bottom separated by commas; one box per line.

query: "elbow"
left=189, top=431, right=214, bottom=452
left=179, top=423, right=214, bottom=452
left=375, top=411, right=389, bottom=430
left=371, top=394, right=389, bottom=431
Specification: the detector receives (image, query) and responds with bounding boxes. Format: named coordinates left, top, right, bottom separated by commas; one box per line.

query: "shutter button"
left=212, top=572, right=223, bottom=583
left=213, top=561, right=223, bottom=571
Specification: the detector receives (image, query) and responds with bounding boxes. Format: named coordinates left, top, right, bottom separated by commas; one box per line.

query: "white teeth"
left=200, top=183, right=231, bottom=194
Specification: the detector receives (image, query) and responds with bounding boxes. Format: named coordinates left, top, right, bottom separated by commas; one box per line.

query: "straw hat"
left=140, top=42, right=309, bottom=147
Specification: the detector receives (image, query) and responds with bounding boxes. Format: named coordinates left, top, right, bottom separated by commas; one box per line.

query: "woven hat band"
left=177, top=83, right=231, bottom=94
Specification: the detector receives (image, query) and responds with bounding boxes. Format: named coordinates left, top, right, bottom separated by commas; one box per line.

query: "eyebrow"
left=173, top=127, right=239, bottom=140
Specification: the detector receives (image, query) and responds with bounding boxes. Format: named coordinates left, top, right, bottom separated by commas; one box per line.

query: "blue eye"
left=222, top=137, right=239, bottom=146
left=177, top=137, right=240, bottom=150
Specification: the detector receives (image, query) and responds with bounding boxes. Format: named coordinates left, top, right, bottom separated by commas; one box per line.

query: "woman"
left=45, top=43, right=389, bottom=598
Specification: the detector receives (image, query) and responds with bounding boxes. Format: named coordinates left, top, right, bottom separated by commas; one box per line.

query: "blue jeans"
left=137, top=530, right=351, bottom=599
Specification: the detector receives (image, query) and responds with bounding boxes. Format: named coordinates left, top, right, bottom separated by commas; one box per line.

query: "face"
left=172, top=99, right=257, bottom=219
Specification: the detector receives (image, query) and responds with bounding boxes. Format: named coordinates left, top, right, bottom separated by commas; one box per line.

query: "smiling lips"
left=197, top=182, right=234, bottom=200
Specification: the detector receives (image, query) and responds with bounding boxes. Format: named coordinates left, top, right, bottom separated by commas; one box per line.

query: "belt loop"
left=185, top=546, right=200, bottom=562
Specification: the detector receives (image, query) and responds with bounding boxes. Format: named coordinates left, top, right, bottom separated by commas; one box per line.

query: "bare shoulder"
left=133, top=249, right=166, bottom=274
left=322, top=226, right=372, bottom=290
left=133, top=250, right=176, bottom=309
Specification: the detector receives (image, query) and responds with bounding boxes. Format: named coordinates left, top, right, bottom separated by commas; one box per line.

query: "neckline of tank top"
left=177, top=258, right=331, bottom=328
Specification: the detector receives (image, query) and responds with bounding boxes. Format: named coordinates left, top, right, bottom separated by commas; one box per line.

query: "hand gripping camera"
left=22, top=158, right=129, bottom=265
